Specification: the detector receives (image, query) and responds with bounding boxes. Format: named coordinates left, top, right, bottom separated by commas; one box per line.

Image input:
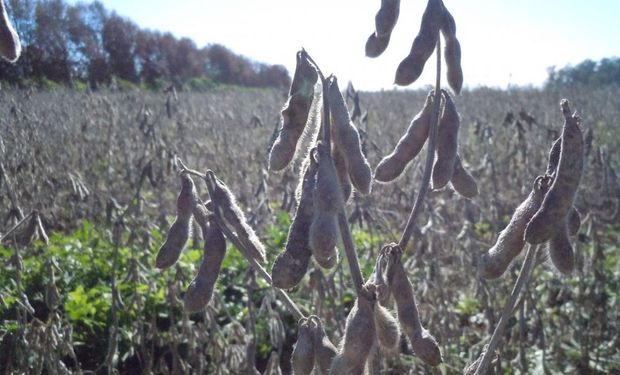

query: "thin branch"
left=399, top=37, right=443, bottom=250
left=473, top=244, right=539, bottom=375
left=338, top=209, right=364, bottom=294
left=0, top=210, right=35, bottom=243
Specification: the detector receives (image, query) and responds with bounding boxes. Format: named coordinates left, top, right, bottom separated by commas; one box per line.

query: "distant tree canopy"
left=0, top=0, right=291, bottom=90
left=546, top=57, right=620, bottom=88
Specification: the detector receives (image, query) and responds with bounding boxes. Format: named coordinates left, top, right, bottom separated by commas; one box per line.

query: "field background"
left=0, top=83, right=619, bottom=374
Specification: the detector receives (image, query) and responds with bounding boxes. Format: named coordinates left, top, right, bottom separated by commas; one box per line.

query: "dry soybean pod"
left=269, top=50, right=318, bottom=171
left=478, top=176, right=551, bottom=279
left=271, top=158, right=318, bottom=288
left=548, top=220, right=575, bottom=275
left=0, top=0, right=20, bottom=63
left=365, top=31, right=391, bottom=58
left=309, top=143, right=342, bottom=268
left=375, top=0, right=400, bottom=37
left=375, top=91, right=434, bottom=182
left=328, top=77, right=373, bottom=195
left=439, top=3, right=463, bottom=94
left=385, top=245, right=442, bottom=366
left=525, top=100, right=584, bottom=244
left=394, top=0, right=443, bottom=86
left=374, top=304, right=400, bottom=351
left=184, top=215, right=227, bottom=312
left=450, top=154, right=478, bottom=198
left=329, top=284, right=377, bottom=374
left=332, top=142, right=352, bottom=203
left=205, top=170, right=266, bottom=263
left=309, top=316, right=337, bottom=375
left=155, top=173, right=195, bottom=269
left=292, top=317, right=316, bottom=375
left=544, top=136, right=581, bottom=236
left=431, top=89, right=459, bottom=189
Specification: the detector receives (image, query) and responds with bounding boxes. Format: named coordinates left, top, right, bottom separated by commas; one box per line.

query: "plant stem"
left=0, top=210, right=35, bottom=243
left=474, top=244, right=539, bottom=375
left=338, top=209, right=364, bottom=294
left=398, top=37, right=442, bottom=250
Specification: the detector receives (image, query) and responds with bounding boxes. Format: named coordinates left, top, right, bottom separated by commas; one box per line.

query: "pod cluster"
left=479, top=100, right=584, bottom=278
left=392, top=0, right=462, bottom=94
left=375, top=89, right=478, bottom=198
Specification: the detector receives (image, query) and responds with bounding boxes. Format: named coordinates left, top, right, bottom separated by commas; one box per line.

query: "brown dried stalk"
left=398, top=37, right=442, bottom=251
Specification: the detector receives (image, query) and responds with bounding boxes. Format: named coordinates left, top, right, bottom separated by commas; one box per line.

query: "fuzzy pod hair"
left=431, top=90, right=460, bottom=189
left=478, top=176, right=552, bottom=280
left=365, top=31, right=391, bottom=58
left=525, top=100, right=584, bottom=244
left=385, top=245, right=442, bottom=366
left=292, top=318, right=316, bottom=375
left=271, top=158, right=318, bottom=289
left=395, top=0, right=443, bottom=86
left=329, top=284, right=377, bottom=375
left=328, top=77, right=373, bottom=195
left=439, top=4, right=463, bottom=94
left=155, top=173, right=196, bottom=269
left=450, top=154, right=478, bottom=198
left=184, top=215, right=227, bottom=312
left=0, top=0, right=20, bottom=63
left=548, top=219, right=575, bottom=275
left=375, top=0, right=400, bottom=37
left=205, top=171, right=266, bottom=263
left=269, top=50, right=318, bottom=171
left=309, top=142, right=342, bottom=268
left=309, top=317, right=338, bottom=375
left=375, top=305, right=400, bottom=351
left=375, top=91, right=434, bottom=182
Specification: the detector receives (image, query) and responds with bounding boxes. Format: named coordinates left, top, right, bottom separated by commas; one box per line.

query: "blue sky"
left=68, top=0, right=619, bottom=90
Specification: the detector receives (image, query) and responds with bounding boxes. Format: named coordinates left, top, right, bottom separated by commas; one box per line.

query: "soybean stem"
left=338, top=209, right=364, bottom=294
left=398, top=37, right=442, bottom=250
left=474, top=244, right=539, bottom=375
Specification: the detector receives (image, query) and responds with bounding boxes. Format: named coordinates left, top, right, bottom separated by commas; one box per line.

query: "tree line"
left=0, top=0, right=291, bottom=90
left=546, top=57, right=620, bottom=88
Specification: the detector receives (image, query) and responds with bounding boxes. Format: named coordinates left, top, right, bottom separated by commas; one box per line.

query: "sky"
left=68, top=0, right=619, bottom=91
